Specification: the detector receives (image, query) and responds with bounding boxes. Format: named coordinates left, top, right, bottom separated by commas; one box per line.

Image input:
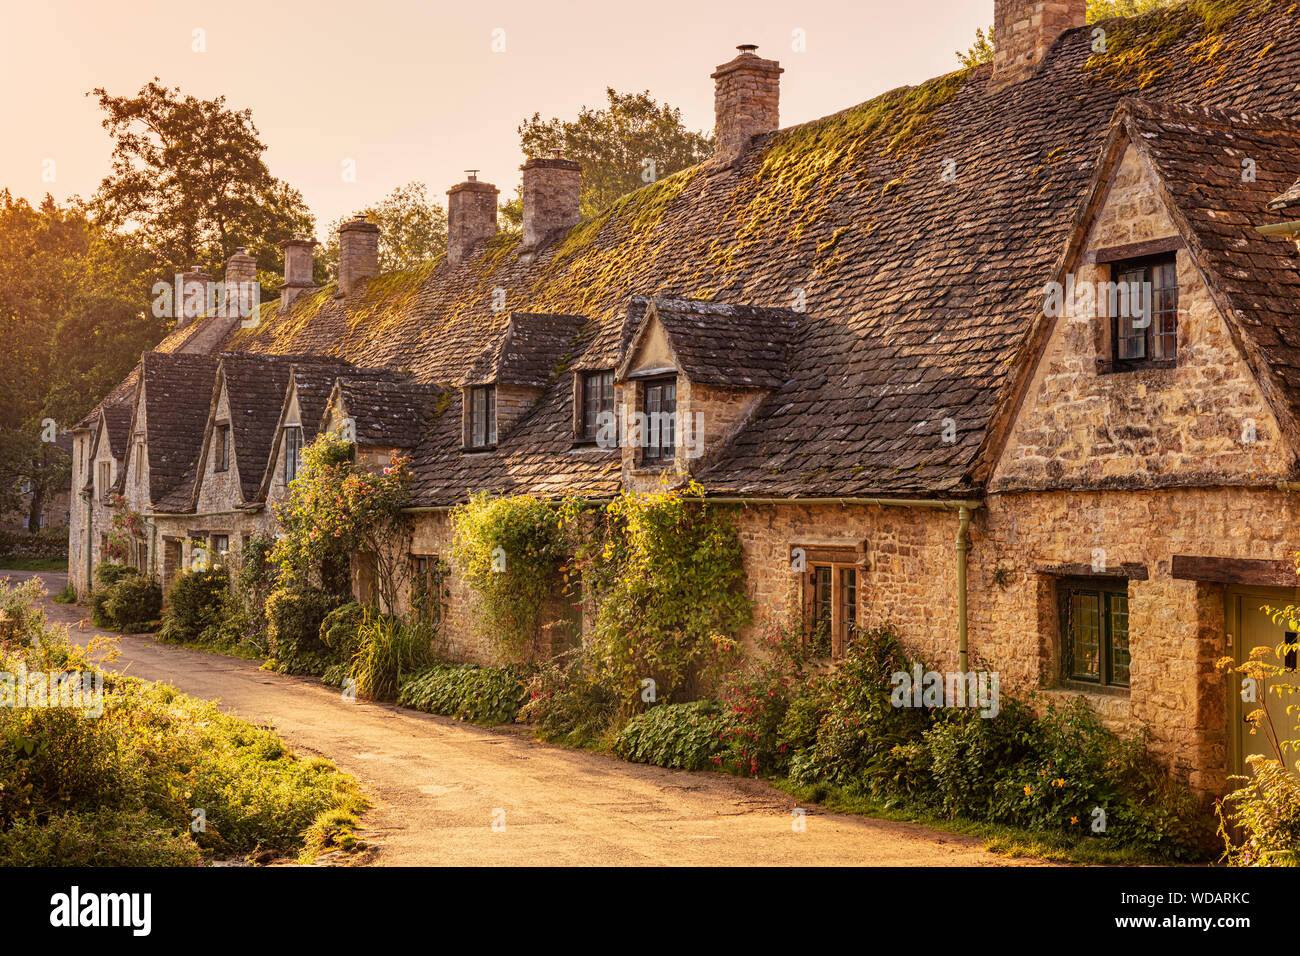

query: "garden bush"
left=158, top=566, right=230, bottom=645
left=264, top=585, right=337, bottom=675
left=614, top=701, right=729, bottom=771
left=517, top=656, right=619, bottom=745
left=788, top=628, right=938, bottom=787
left=90, top=562, right=161, bottom=633
left=721, top=620, right=816, bottom=776
left=0, top=809, right=203, bottom=867
left=399, top=663, right=526, bottom=724
left=100, top=574, right=162, bottom=633
left=320, top=602, right=367, bottom=659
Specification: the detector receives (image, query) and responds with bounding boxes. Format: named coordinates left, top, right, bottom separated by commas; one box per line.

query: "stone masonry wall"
left=993, top=143, right=1294, bottom=491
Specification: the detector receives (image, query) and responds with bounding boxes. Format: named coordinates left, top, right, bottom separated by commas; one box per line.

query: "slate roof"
left=91, top=1, right=1300, bottom=504
left=328, top=378, right=447, bottom=449
left=618, top=297, right=801, bottom=390
left=215, top=353, right=352, bottom=503
left=101, top=404, right=132, bottom=460
left=463, top=312, right=587, bottom=388
left=1272, top=176, right=1300, bottom=212
left=130, top=353, right=220, bottom=507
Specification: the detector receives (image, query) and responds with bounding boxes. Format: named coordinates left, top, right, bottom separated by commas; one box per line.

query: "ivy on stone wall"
left=451, top=493, right=571, bottom=664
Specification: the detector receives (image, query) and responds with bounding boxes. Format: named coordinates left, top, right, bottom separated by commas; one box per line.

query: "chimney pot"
left=711, top=45, right=783, bottom=164
left=222, top=247, right=258, bottom=321
left=446, top=174, right=499, bottom=266
left=990, top=0, right=1086, bottom=88
left=521, top=154, right=582, bottom=250
left=337, top=217, right=379, bottom=298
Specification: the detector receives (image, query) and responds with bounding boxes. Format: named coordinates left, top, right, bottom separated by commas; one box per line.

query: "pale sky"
left=1, top=0, right=992, bottom=232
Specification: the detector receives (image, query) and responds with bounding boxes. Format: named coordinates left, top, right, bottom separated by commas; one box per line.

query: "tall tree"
left=87, top=79, right=313, bottom=295
left=0, top=191, right=167, bottom=529
left=321, top=181, right=448, bottom=276
left=502, top=88, right=712, bottom=225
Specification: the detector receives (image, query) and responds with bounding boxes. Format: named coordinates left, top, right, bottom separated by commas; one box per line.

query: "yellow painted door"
left=1229, top=587, right=1300, bottom=775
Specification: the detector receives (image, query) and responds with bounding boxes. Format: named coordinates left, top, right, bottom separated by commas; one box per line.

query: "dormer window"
left=468, top=386, right=497, bottom=449
left=1110, top=254, right=1178, bottom=369
left=641, top=377, right=676, bottom=462
left=213, top=422, right=230, bottom=472
left=580, top=370, right=615, bottom=443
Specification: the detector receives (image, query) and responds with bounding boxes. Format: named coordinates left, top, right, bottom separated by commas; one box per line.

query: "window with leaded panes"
left=641, top=378, right=676, bottom=461
left=581, top=371, right=615, bottom=442
left=1060, top=579, right=1130, bottom=687
left=1111, top=254, right=1178, bottom=369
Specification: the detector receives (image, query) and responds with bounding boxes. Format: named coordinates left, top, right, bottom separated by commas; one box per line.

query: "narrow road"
left=10, top=569, right=1043, bottom=866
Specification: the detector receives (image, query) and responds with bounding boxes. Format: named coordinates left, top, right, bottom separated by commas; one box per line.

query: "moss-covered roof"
left=101, top=0, right=1300, bottom=504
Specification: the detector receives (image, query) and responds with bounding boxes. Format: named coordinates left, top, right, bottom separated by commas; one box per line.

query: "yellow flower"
left=1053, top=778, right=1065, bottom=788
left=1023, top=785, right=1032, bottom=796
left=1070, top=816, right=1079, bottom=825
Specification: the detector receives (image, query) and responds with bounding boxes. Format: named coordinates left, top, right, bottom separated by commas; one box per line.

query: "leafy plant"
left=452, top=493, right=572, bottom=663
left=264, top=585, right=337, bottom=675
left=398, top=664, right=526, bottom=724
left=349, top=612, right=434, bottom=702
left=614, top=701, right=729, bottom=771
left=158, top=566, right=230, bottom=645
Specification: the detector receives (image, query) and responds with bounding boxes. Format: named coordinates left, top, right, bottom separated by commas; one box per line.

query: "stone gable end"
left=991, top=143, right=1294, bottom=492
left=196, top=382, right=244, bottom=512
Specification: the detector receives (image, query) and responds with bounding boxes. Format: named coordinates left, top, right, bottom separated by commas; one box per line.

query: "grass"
left=770, top=778, right=1208, bottom=866
left=0, top=556, right=68, bottom=572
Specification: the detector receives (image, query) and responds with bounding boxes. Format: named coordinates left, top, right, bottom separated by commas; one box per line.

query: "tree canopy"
left=321, top=181, right=448, bottom=276
left=502, top=88, right=712, bottom=225
left=0, top=191, right=168, bottom=527
left=87, top=78, right=313, bottom=294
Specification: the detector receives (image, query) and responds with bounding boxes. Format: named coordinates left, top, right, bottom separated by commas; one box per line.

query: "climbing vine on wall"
left=105, top=495, right=146, bottom=565
left=270, top=431, right=412, bottom=608
left=451, top=493, right=571, bottom=664
left=565, top=483, right=751, bottom=711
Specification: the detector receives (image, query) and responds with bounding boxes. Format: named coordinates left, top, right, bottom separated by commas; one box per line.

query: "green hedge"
left=90, top=563, right=161, bottom=633
left=158, top=567, right=230, bottom=645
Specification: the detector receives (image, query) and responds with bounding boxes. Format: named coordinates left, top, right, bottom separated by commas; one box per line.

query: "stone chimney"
left=446, top=172, right=499, bottom=267
left=711, top=44, right=783, bottom=164
left=991, top=0, right=1086, bottom=88
left=337, top=216, right=379, bottom=298
left=521, top=150, right=581, bottom=249
left=280, top=235, right=318, bottom=309
left=222, top=247, right=258, bottom=319
left=179, top=266, right=212, bottom=325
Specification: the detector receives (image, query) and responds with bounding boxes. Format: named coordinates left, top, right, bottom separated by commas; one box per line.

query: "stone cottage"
left=68, top=0, right=1300, bottom=796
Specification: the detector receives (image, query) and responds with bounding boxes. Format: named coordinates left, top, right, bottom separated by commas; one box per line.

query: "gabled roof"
left=982, top=97, right=1300, bottom=482
left=123, top=352, right=220, bottom=508
left=100, top=404, right=132, bottom=460
left=1271, top=177, right=1300, bottom=212
left=616, top=296, right=801, bottom=389
left=325, top=378, right=446, bottom=449
left=212, top=353, right=351, bottom=504
left=463, top=312, right=587, bottom=388
left=95, top=2, right=1300, bottom=502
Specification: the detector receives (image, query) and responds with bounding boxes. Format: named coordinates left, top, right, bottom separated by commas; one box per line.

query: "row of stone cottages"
left=68, top=0, right=1300, bottom=796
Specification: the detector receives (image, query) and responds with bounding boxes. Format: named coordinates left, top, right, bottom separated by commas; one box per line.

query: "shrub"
left=614, top=701, right=729, bottom=770
left=89, top=561, right=138, bottom=628
left=320, top=602, right=367, bottom=659
left=923, top=696, right=1041, bottom=818
left=790, top=628, right=938, bottom=787
left=159, top=566, right=230, bottom=645
left=264, top=586, right=337, bottom=675
left=721, top=620, right=815, bottom=776
left=1218, top=756, right=1300, bottom=866
left=0, top=809, right=202, bottom=867
left=0, top=577, right=49, bottom=647
left=100, top=574, right=162, bottom=633
left=569, top=485, right=750, bottom=709
left=52, top=582, right=77, bottom=604
left=350, top=613, right=433, bottom=702
left=399, top=664, right=526, bottom=724
left=517, top=656, right=619, bottom=745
